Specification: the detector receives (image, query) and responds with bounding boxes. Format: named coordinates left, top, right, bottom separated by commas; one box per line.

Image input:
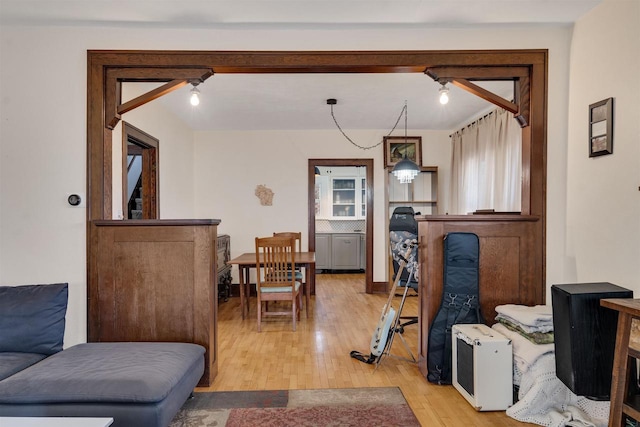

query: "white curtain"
left=449, top=108, right=522, bottom=214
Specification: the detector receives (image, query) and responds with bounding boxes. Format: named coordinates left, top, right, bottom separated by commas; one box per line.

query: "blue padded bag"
left=427, top=233, right=482, bottom=384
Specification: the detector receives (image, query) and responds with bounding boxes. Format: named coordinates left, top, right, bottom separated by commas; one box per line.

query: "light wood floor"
left=199, top=273, right=527, bottom=426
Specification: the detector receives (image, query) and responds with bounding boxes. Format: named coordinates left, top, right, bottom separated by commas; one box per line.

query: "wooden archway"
left=87, top=50, right=547, bottom=377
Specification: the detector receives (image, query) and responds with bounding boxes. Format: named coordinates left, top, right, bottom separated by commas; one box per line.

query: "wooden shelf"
left=386, top=166, right=438, bottom=216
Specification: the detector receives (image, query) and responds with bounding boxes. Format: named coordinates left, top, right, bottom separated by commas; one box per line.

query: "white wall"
left=193, top=129, right=450, bottom=282
left=564, top=0, right=640, bottom=295
left=0, top=23, right=573, bottom=347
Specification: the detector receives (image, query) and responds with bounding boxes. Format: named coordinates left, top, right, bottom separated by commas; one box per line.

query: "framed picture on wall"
left=589, top=97, right=613, bottom=157
left=383, top=136, right=422, bottom=168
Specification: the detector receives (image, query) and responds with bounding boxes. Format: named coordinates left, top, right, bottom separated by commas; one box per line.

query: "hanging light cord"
left=404, top=100, right=408, bottom=142
left=330, top=102, right=407, bottom=150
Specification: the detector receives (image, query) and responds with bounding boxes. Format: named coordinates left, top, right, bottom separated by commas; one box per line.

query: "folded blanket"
left=499, top=318, right=555, bottom=344
left=492, top=323, right=554, bottom=372
left=496, top=304, right=554, bottom=333
left=506, top=353, right=610, bottom=427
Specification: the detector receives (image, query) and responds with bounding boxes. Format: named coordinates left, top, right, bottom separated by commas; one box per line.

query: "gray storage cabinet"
left=315, top=233, right=364, bottom=271
left=331, top=234, right=360, bottom=270
left=315, top=234, right=332, bottom=270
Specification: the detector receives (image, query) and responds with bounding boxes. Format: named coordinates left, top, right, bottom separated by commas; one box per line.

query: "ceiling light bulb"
left=439, top=84, right=449, bottom=105
left=190, top=85, right=200, bottom=106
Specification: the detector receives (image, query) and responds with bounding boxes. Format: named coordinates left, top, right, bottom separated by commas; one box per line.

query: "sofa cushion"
left=0, top=342, right=205, bottom=404
left=0, top=353, right=47, bottom=381
left=0, top=283, right=68, bottom=355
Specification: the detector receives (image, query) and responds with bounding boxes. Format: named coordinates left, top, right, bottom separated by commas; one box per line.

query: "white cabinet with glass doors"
left=331, top=177, right=366, bottom=219
left=315, top=167, right=366, bottom=220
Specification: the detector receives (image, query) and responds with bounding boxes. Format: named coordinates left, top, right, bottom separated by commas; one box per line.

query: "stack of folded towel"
left=495, top=304, right=554, bottom=344
left=492, top=304, right=555, bottom=378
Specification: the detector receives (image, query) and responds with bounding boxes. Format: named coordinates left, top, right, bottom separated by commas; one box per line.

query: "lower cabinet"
left=360, top=233, right=366, bottom=269
left=316, top=234, right=332, bottom=270
left=332, top=234, right=361, bottom=269
left=316, top=233, right=364, bottom=271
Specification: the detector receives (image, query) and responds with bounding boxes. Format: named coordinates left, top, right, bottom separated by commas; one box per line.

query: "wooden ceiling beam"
left=117, top=79, right=189, bottom=116
left=425, top=66, right=529, bottom=80
left=450, top=77, right=519, bottom=114
left=111, top=68, right=215, bottom=81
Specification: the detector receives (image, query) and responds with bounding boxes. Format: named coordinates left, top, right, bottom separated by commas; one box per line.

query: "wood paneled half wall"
left=89, top=219, right=220, bottom=386
left=416, top=214, right=543, bottom=378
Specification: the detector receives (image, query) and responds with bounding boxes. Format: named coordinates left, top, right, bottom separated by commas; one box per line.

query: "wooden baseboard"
left=372, top=281, right=389, bottom=294
left=227, top=283, right=254, bottom=298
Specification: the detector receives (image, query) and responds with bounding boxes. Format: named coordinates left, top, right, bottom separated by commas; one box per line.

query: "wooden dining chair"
left=272, top=232, right=302, bottom=278
left=273, top=231, right=308, bottom=317
left=255, top=236, right=302, bottom=332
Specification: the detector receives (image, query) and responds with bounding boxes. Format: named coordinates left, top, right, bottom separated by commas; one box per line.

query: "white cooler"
left=452, top=323, right=513, bottom=411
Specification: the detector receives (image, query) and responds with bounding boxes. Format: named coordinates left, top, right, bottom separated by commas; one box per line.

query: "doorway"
left=308, top=159, right=375, bottom=293
left=122, top=122, right=159, bottom=219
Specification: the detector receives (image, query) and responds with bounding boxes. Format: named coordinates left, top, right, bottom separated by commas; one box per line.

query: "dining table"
left=227, top=251, right=316, bottom=319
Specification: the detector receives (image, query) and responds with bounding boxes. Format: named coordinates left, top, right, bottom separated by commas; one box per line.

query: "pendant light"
left=439, top=83, right=450, bottom=105
left=327, top=98, right=420, bottom=184
left=189, top=83, right=201, bottom=106
left=391, top=101, right=420, bottom=184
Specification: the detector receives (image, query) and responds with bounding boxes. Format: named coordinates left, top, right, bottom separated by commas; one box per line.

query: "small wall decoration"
left=589, top=98, right=613, bottom=157
left=383, top=136, right=422, bottom=168
left=255, top=184, right=274, bottom=206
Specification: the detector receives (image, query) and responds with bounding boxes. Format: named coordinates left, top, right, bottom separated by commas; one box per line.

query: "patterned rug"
left=169, top=387, right=420, bottom=426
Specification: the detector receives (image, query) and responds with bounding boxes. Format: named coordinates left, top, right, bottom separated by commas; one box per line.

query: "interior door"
left=122, top=122, right=159, bottom=219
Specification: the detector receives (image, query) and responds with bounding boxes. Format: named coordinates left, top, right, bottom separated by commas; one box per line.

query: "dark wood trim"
left=106, top=68, right=213, bottom=130
left=89, top=220, right=219, bottom=386
left=88, top=49, right=547, bottom=223
left=87, top=51, right=547, bottom=384
left=93, top=219, right=221, bottom=226
left=416, top=214, right=539, bottom=222
left=108, top=67, right=215, bottom=82
left=426, top=66, right=530, bottom=80
left=87, top=49, right=546, bottom=75
left=426, top=65, right=531, bottom=127
left=308, top=158, right=374, bottom=293
left=371, top=281, right=389, bottom=294
left=118, top=79, right=189, bottom=115
left=450, top=78, right=519, bottom=115
left=515, top=75, right=531, bottom=127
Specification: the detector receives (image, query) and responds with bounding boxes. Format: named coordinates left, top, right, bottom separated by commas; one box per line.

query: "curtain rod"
left=449, top=110, right=496, bottom=138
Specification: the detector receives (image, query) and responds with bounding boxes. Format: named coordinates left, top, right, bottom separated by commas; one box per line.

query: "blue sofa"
left=0, top=283, right=204, bottom=427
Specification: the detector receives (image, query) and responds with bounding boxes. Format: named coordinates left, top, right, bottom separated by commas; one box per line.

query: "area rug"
left=169, top=387, right=420, bottom=427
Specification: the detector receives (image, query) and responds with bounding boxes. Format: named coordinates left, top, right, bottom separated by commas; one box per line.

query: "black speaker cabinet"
left=551, top=282, right=633, bottom=399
